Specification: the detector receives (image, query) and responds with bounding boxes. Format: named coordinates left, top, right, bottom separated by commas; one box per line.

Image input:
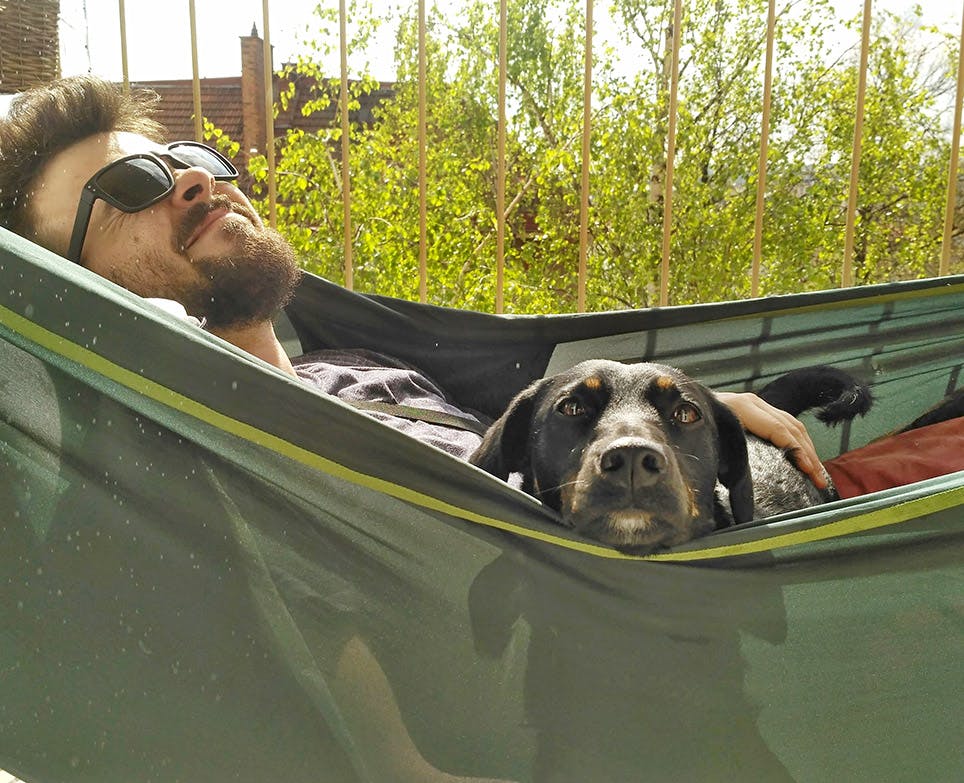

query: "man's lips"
left=183, top=206, right=231, bottom=251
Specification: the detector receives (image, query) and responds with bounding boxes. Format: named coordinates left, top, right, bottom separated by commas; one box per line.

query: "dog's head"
left=470, top=360, right=754, bottom=552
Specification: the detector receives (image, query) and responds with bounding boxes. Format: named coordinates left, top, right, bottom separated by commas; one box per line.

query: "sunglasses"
left=67, top=141, right=239, bottom=264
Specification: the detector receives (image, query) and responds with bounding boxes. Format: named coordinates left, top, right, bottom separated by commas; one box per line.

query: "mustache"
left=175, top=195, right=250, bottom=253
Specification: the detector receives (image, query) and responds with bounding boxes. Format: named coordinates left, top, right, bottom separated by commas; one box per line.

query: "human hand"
left=717, top=391, right=828, bottom=490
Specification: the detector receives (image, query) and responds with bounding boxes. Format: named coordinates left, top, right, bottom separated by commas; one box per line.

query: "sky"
left=58, top=0, right=962, bottom=85
left=58, top=0, right=399, bottom=82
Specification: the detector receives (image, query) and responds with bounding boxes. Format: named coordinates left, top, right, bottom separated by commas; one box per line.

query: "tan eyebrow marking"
left=656, top=375, right=676, bottom=391
left=687, top=486, right=699, bottom=518
left=583, top=376, right=602, bottom=391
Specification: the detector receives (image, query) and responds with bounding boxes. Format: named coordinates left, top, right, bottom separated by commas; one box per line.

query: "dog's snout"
left=598, top=440, right=667, bottom=488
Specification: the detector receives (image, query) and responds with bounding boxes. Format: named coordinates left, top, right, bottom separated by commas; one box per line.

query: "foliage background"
left=213, top=0, right=963, bottom=313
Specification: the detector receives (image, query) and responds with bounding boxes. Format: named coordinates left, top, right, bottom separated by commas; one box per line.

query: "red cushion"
left=824, top=417, right=964, bottom=498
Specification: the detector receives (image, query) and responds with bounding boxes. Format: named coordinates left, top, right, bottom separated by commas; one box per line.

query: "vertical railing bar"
left=261, top=0, right=278, bottom=229
left=842, top=0, right=872, bottom=289
left=751, top=0, right=776, bottom=298
left=418, top=0, right=428, bottom=303
left=940, top=0, right=964, bottom=276
left=338, top=0, right=353, bottom=289
left=577, top=0, right=593, bottom=313
left=659, top=0, right=683, bottom=308
left=188, top=0, right=203, bottom=142
left=496, top=0, right=508, bottom=314
left=118, top=0, right=129, bottom=92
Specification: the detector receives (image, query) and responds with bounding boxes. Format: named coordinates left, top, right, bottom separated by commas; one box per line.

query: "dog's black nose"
left=599, top=442, right=666, bottom=487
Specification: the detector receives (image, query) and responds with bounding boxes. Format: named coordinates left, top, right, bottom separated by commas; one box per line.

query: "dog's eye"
left=557, top=397, right=586, bottom=417
left=672, top=402, right=702, bottom=424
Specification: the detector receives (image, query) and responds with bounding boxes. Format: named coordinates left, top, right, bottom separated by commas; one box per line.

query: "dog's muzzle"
left=597, top=437, right=668, bottom=490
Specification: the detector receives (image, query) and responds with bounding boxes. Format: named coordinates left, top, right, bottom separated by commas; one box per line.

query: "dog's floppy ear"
left=469, top=380, right=545, bottom=480
left=709, top=395, right=755, bottom=525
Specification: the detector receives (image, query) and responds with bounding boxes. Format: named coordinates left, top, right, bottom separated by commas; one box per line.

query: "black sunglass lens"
left=95, top=158, right=172, bottom=209
left=169, top=145, right=236, bottom=177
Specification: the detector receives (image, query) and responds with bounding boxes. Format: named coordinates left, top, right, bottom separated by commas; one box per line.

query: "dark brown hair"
left=0, top=75, right=167, bottom=243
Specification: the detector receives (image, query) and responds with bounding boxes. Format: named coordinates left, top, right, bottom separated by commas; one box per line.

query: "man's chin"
left=187, top=228, right=302, bottom=328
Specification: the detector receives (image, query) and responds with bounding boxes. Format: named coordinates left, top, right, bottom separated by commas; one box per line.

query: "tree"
left=228, top=0, right=959, bottom=313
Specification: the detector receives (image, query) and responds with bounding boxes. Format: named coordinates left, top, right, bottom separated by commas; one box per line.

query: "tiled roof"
left=132, top=74, right=395, bottom=144
left=131, top=77, right=245, bottom=141
left=273, top=73, right=396, bottom=132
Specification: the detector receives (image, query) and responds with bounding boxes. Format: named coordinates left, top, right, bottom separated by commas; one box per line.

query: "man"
left=0, top=74, right=826, bottom=478
left=0, top=73, right=526, bottom=783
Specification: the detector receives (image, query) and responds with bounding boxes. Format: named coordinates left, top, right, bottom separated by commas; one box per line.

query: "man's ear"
left=709, top=395, right=755, bottom=525
left=469, top=380, right=545, bottom=480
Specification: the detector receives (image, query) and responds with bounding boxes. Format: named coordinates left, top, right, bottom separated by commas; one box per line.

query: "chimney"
left=240, top=24, right=271, bottom=157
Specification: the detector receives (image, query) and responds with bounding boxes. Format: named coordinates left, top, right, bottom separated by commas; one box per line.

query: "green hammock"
left=1, top=226, right=962, bottom=782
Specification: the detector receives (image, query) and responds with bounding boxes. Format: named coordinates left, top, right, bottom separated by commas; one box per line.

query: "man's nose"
left=169, top=166, right=215, bottom=208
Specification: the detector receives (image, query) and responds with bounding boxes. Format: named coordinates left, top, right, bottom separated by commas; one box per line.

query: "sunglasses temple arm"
left=66, top=190, right=96, bottom=265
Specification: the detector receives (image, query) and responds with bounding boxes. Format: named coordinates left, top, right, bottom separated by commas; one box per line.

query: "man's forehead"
left=37, top=131, right=165, bottom=202
left=51, top=131, right=164, bottom=176
left=110, top=131, right=168, bottom=155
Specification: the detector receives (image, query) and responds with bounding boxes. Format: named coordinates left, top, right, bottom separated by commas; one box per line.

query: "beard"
left=169, top=198, right=303, bottom=329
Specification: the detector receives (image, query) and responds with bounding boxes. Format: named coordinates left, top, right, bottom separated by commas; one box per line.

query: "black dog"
left=470, top=360, right=871, bottom=552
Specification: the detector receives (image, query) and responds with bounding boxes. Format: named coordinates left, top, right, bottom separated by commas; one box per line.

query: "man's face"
left=29, top=131, right=301, bottom=328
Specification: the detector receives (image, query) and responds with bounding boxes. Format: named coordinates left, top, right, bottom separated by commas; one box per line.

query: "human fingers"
left=717, top=392, right=828, bottom=489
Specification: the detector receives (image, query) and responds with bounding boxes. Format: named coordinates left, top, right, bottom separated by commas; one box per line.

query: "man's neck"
left=209, top=320, right=297, bottom=377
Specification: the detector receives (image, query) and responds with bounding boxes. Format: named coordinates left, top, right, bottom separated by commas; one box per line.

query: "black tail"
left=897, top=387, right=964, bottom=433
left=757, top=365, right=873, bottom=425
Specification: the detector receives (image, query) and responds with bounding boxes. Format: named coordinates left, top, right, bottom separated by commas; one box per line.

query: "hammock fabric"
left=1, top=227, right=962, bottom=782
